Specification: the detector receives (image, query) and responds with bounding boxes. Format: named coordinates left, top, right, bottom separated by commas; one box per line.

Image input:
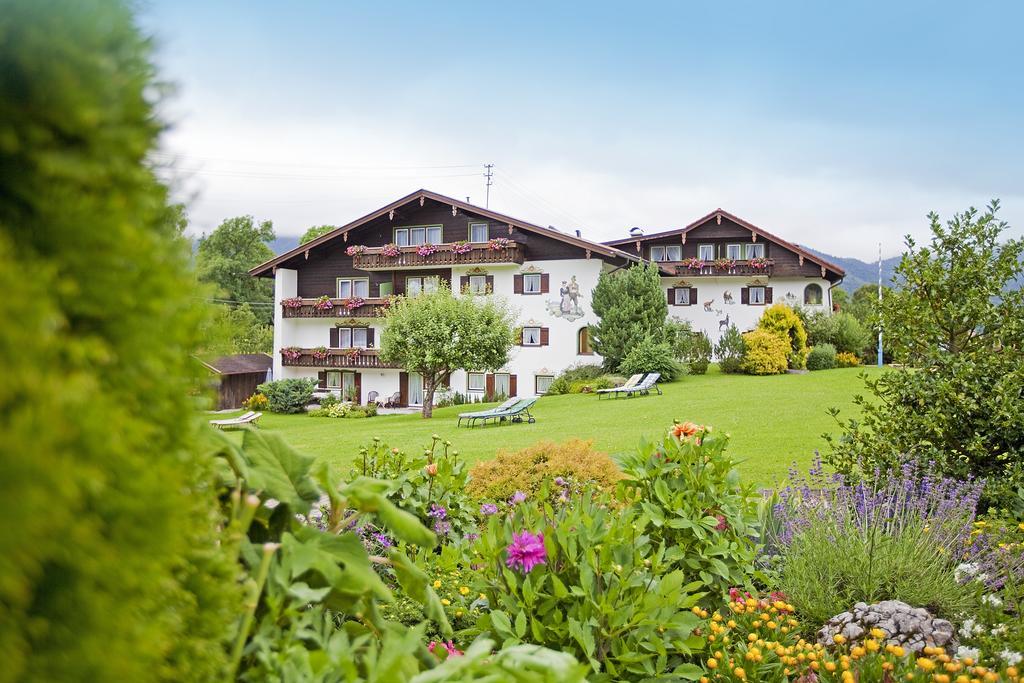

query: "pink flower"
left=428, top=640, right=463, bottom=658
left=505, top=531, right=546, bottom=573
left=714, top=514, right=728, bottom=531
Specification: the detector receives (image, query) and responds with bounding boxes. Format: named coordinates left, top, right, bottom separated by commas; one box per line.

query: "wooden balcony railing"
left=280, top=348, right=400, bottom=369
left=671, top=260, right=774, bottom=277
left=352, top=242, right=523, bottom=270
left=281, top=297, right=389, bottom=318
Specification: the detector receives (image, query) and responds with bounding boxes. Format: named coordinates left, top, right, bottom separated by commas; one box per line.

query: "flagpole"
left=877, top=241, right=883, bottom=367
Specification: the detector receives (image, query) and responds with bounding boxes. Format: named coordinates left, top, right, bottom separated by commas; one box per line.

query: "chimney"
left=575, top=229, right=581, bottom=238
left=629, top=226, right=644, bottom=237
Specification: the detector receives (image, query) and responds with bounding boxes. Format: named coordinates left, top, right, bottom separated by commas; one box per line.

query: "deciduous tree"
left=299, top=223, right=335, bottom=244
left=195, top=215, right=275, bottom=319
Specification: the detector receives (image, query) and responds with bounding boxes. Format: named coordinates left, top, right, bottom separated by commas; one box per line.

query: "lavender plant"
left=769, top=457, right=984, bottom=625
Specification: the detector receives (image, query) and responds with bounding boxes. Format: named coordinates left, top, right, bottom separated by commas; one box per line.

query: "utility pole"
left=877, top=241, right=883, bottom=367
left=484, top=163, right=494, bottom=208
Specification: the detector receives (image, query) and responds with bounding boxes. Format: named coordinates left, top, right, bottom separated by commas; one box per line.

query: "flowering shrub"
left=281, top=296, right=304, bottom=308
left=280, top=346, right=303, bottom=360
left=313, top=294, right=334, bottom=311
left=770, top=459, right=982, bottom=625
left=748, top=257, right=772, bottom=270
left=343, top=296, right=365, bottom=311
left=382, top=242, right=401, bottom=257
left=757, top=303, right=808, bottom=369
left=241, top=392, right=269, bottom=411
left=835, top=350, right=861, bottom=367
left=740, top=329, right=790, bottom=375
left=310, top=345, right=329, bottom=360
left=451, top=240, right=473, bottom=254
left=616, top=422, right=760, bottom=602
left=471, top=487, right=707, bottom=682
left=681, top=257, right=706, bottom=270
left=417, top=243, right=439, bottom=256
left=699, top=593, right=1024, bottom=682
left=345, top=244, right=367, bottom=256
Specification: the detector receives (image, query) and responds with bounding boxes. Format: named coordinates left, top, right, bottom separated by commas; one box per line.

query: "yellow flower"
left=916, top=657, right=936, bottom=672
left=833, top=634, right=847, bottom=644
left=441, top=598, right=450, bottom=606
left=459, top=586, right=470, bottom=595
left=733, top=667, right=746, bottom=680
left=870, top=628, right=886, bottom=639
left=479, top=593, right=486, bottom=600
left=1018, top=522, right=1024, bottom=532
left=433, top=580, right=441, bottom=589
left=706, top=658, right=718, bottom=669
left=455, top=610, right=463, bottom=617
left=865, top=639, right=880, bottom=653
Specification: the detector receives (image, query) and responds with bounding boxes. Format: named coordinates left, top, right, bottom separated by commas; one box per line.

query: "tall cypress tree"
left=590, top=263, right=669, bottom=371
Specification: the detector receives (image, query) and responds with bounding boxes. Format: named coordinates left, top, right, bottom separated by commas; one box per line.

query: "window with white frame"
left=535, top=375, right=554, bottom=394
left=749, top=286, right=766, bottom=305
left=326, top=371, right=342, bottom=389
left=651, top=245, right=682, bottom=261
left=493, top=373, right=511, bottom=397
left=395, top=225, right=442, bottom=246
left=406, top=276, right=440, bottom=296
left=336, top=327, right=369, bottom=348
left=698, top=244, right=715, bottom=261
left=337, top=278, right=369, bottom=299
left=726, top=244, right=742, bottom=260
left=522, top=327, right=541, bottom=346
left=523, top=273, right=542, bottom=294
left=469, top=222, right=489, bottom=242
left=674, top=288, right=690, bottom=305
left=468, top=275, right=488, bottom=294
left=467, top=372, right=485, bottom=392
left=745, top=243, right=765, bottom=259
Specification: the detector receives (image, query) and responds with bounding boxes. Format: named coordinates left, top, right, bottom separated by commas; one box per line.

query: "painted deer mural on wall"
left=723, top=291, right=734, bottom=304
left=719, top=314, right=730, bottom=331
left=703, top=299, right=714, bottom=312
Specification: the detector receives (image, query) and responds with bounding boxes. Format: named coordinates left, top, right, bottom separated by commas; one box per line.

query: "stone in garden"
left=817, top=600, right=958, bottom=654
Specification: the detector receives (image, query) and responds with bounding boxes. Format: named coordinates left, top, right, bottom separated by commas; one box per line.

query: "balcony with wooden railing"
left=281, top=297, right=390, bottom=318
left=351, top=242, right=523, bottom=270
left=280, top=348, right=400, bottom=369
left=670, top=259, right=774, bottom=277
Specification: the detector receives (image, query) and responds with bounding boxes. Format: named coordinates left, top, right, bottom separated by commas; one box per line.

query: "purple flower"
left=509, top=491, right=528, bottom=505
left=480, top=503, right=499, bottom=515
left=553, top=477, right=565, bottom=487
left=428, top=504, right=447, bottom=520
left=372, top=532, right=393, bottom=548
left=433, top=520, right=451, bottom=535
left=505, top=531, right=547, bottom=573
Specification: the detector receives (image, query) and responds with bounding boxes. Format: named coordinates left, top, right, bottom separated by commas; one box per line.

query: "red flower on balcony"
left=281, top=297, right=304, bottom=309
left=416, top=243, right=438, bottom=256
left=344, top=297, right=365, bottom=311
left=311, top=346, right=329, bottom=360
left=345, top=244, right=367, bottom=256
left=381, top=243, right=401, bottom=257
left=680, top=257, right=705, bottom=270
left=713, top=257, right=736, bottom=271
left=487, top=237, right=511, bottom=251
left=346, top=348, right=361, bottom=360
left=451, top=240, right=473, bottom=254
left=313, top=295, right=334, bottom=311
left=749, top=257, right=773, bottom=270
left=281, top=346, right=303, bottom=360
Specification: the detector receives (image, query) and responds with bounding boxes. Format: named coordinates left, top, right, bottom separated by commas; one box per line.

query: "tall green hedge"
left=0, top=1, right=236, bottom=680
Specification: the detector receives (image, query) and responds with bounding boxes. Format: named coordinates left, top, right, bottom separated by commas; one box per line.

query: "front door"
left=408, top=372, right=424, bottom=406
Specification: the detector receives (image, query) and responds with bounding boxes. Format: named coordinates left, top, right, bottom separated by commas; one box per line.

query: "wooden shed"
left=200, top=354, right=273, bottom=410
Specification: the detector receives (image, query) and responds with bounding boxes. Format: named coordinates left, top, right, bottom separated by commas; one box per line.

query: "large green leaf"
left=387, top=549, right=453, bottom=638
left=280, top=527, right=392, bottom=610
left=242, top=429, right=320, bottom=509
left=342, top=476, right=436, bottom=547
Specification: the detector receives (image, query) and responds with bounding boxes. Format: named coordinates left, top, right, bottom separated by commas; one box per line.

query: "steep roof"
left=249, top=189, right=640, bottom=277
left=604, top=208, right=845, bottom=277
left=198, top=353, right=273, bottom=375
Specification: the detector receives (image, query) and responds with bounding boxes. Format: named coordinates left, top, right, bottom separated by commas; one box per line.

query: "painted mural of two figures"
left=547, top=275, right=585, bottom=321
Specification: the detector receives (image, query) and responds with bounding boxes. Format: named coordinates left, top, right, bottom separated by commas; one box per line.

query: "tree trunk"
left=421, top=374, right=434, bottom=418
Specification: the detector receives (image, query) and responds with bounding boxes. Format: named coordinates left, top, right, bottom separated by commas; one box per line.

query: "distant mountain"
left=269, top=236, right=299, bottom=256
left=801, top=247, right=900, bottom=293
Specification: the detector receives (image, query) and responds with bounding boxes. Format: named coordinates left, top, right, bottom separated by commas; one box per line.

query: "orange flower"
left=672, top=421, right=700, bottom=439
left=425, top=462, right=438, bottom=476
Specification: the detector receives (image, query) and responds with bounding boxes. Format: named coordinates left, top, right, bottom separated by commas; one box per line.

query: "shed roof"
left=199, top=353, right=273, bottom=375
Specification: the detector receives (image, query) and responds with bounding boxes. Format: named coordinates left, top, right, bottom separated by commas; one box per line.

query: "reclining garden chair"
left=467, top=397, right=539, bottom=428
left=457, top=397, right=520, bottom=427
left=209, top=411, right=262, bottom=430
left=595, top=374, right=643, bottom=400
left=620, top=372, right=663, bottom=398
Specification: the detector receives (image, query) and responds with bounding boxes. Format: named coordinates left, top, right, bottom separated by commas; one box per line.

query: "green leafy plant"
left=756, top=304, right=808, bottom=369
left=806, top=343, right=837, bottom=371
left=590, top=263, right=669, bottom=372
left=836, top=351, right=862, bottom=367
left=242, top=392, right=269, bottom=411
left=616, top=423, right=760, bottom=602
left=257, top=378, right=316, bottom=413
left=714, top=325, right=745, bottom=374
left=740, top=330, right=789, bottom=375
left=618, top=335, right=682, bottom=381
left=471, top=488, right=706, bottom=681
left=669, top=321, right=711, bottom=375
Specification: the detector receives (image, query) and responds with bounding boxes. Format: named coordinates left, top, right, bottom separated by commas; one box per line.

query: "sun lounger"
left=619, top=372, right=662, bottom=398
left=596, top=374, right=643, bottom=399
left=457, top=397, right=520, bottom=427
left=467, top=397, right=539, bottom=427
left=209, top=411, right=262, bottom=429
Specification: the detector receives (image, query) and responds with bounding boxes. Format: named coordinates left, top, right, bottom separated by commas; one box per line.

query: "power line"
left=150, top=152, right=478, bottom=172
left=493, top=170, right=589, bottom=230
left=484, top=163, right=494, bottom=208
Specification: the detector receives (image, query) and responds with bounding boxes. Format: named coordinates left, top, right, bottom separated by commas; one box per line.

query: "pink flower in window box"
left=416, top=243, right=438, bottom=256
left=345, top=244, right=367, bottom=256
left=281, top=297, right=304, bottom=309
left=311, top=346, right=329, bottom=360
left=281, top=346, right=303, bottom=360
left=487, top=237, right=511, bottom=251
left=451, top=240, right=473, bottom=254
left=680, top=257, right=705, bottom=271
left=313, top=295, right=334, bottom=311
left=749, top=257, right=773, bottom=270
left=381, top=243, right=401, bottom=257
left=344, top=297, right=365, bottom=311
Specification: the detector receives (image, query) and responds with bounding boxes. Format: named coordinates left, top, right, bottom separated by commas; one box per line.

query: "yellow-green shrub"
left=740, top=330, right=790, bottom=375
left=836, top=351, right=862, bottom=367
left=757, top=303, right=808, bottom=368
left=467, top=439, right=623, bottom=501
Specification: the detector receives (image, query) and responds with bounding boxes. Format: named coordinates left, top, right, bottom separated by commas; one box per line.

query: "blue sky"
left=143, top=1, right=1024, bottom=259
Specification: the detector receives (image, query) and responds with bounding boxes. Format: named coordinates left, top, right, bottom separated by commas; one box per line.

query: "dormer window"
left=469, top=222, right=489, bottom=243
left=745, top=243, right=765, bottom=259
left=650, top=245, right=682, bottom=261
left=395, top=225, right=442, bottom=246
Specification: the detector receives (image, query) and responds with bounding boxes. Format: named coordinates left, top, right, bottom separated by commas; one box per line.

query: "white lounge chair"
left=209, top=411, right=262, bottom=429
left=596, top=374, right=643, bottom=399
left=619, top=373, right=662, bottom=398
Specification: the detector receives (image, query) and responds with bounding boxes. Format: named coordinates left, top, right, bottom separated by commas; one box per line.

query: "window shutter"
left=765, top=287, right=773, bottom=304
left=317, top=371, right=327, bottom=389
left=399, top=372, right=408, bottom=407
left=689, top=287, right=698, bottom=305
left=667, top=288, right=674, bottom=305
left=485, top=373, right=495, bottom=398
left=540, top=328, right=549, bottom=346
left=509, top=374, right=518, bottom=397
left=329, top=327, right=339, bottom=348
left=741, top=287, right=749, bottom=305
left=460, top=276, right=468, bottom=293
left=513, top=274, right=523, bottom=294
left=540, top=274, right=550, bottom=293
left=366, top=327, right=375, bottom=348
left=354, top=373, right=362, bottom=404
left=515, top=327, right=522, bottom=346
left=485, top=275, right=494, bottom=293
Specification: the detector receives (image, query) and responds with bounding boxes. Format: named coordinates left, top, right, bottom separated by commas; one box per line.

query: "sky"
left=141, top=1, right=1024, bottom=260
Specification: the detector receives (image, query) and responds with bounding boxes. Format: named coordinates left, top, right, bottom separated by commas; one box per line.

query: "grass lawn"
left=224, top=365, right=883, bottom=487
